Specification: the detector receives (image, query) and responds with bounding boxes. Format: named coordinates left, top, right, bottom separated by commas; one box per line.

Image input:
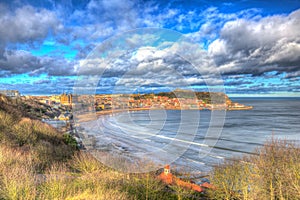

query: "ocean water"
left=80, top=97, right=300, bottom=173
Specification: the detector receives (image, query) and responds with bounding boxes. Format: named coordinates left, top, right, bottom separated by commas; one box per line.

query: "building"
left=158, top=165, right=215, bottom=192
left=58, top=113, right=70, bottom=121
left=0, top=90, right=20, bottom=98
left=50, top=95, right=61, bottom=104
left=60, top=93, right=72, bottom=106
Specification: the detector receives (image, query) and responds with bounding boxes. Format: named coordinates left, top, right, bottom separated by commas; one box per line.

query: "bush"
left=63, top=134, right=78, bottom=150
left=69, top=151, right=106, bottom=174
left=0, top=110, right=76, bottom=171
left=209, top=138, right=300, bottom=200
left=13, top=119, right=38, bottom=146
left=39, top=164, right=72, bottom=200
left=0, top=164, right=36, bottom=200
left=0, top=146, right=36, bottom=200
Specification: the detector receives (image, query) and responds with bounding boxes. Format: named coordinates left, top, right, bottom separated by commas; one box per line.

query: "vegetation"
left=0, top=95, right=199, bottom=199
left=0, top=94, right=67, bottom=120
left=208, top=138, right=300, bottom=200
left=0, top=96, right=77, bottom=172
left=134, top=89, right=228, bottom=104
left=1, top=94, right=299, bottom=199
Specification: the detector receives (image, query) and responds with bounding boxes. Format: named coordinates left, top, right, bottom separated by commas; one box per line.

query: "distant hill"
left=135, top=89, right=231, bottom=104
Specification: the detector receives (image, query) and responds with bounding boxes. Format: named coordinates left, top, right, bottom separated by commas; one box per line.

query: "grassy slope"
left=0, top=95, right=202, bottom=200
left=0, top=95, right=63, bottom=120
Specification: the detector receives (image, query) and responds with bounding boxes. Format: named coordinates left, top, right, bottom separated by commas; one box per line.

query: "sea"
left=79, top=97, right=300, bottom=174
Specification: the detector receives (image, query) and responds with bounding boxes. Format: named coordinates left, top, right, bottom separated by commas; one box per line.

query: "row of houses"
left=94, top=95, right=211, bottom=110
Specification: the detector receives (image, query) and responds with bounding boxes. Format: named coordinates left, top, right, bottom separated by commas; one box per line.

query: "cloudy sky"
left=0, top=0, right=300, bottom=96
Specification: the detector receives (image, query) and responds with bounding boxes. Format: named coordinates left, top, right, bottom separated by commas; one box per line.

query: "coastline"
left=94, top=106, right=253, bottom=114
left=74, top=106, right=253, bottom=123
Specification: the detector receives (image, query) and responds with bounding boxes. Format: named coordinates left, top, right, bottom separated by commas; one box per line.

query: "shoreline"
left=95, top=106, right=253, bottom=115
left=74, top=106, right=253, bottom=123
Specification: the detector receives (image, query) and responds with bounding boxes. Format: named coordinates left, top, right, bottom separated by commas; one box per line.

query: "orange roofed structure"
left=158, top=165, right=173, bottom=184
left=158, top=165, right=214, bottom=193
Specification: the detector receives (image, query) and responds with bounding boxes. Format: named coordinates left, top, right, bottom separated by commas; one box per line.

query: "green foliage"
left=63, top=134, right=78, bottom=150
left=134, top=90, right=228, bottom=104
left=156, top=92, right=177, bottom=99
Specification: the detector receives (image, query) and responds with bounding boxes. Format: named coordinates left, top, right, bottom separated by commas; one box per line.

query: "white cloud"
left=0, top=4, right=61, bottom=44
left=265, top=40, right=300, bottom=64
left=0, top=49, right=76, bottom=76
left=207, top=8, right=300, bottom=75
left=186, top=7, right=262, bottom=43
left=75, top=32, right=223, bottom=94
left=208, top=39, right=226, bottom=56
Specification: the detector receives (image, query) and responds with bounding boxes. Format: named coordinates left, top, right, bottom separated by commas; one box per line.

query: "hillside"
left=131, top=89, right=231, bottom=104
left=156, top=90, right=231, bottom=104
left=0, top=95, right=76, bottom=169
left=0, top=94, right=69, bottom=120
left=0, top=95, right=205, bottom=199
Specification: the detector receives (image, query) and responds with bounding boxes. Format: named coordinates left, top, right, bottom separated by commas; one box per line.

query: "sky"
left=0, top=0, right=300, bottom=96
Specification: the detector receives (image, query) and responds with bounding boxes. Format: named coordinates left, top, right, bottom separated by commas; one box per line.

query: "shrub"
left=13, top=119, right=38, bottom=146
left=39, top=164, right=72, bottom=200
left=0, top=146, right=36, bottom=200
left=209, top=138, right=300, bottom=200
left=69, top=151, right=106, bottom=174
left=63, top=133, right=78, bottom=150
left=251, top=138, right=300, bottom=199
left=0, top=111, right=15, bottom=143
left=123, top=172, right=172, bottom=200
left=0, top=164, right=36, bottom=200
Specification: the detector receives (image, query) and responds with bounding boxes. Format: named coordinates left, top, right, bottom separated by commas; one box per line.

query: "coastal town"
left=77, top=89, right=253, bottom=114
left=0, top=89, right=252, bottom=149
left=0, top=89, right=253, bottom=123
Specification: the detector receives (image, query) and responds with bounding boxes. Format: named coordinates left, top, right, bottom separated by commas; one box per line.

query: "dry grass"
left=0, top=143, right=177, bottom=200
left=4, top=98, right=299, bottom=199
left=0, top=96, right=179, bottom=199
left=0, top=146, right=36, bottom=200
left=209, top=138, right=300, bottom=200
left=69, top=151, right=107, bottom=173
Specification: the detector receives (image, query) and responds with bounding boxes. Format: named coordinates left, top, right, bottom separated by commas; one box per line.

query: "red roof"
left=157, top=165, right=215, bottom=193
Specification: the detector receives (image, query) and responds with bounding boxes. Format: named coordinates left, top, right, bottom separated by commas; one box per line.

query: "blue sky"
left=0, top=0, right=299, bottom=96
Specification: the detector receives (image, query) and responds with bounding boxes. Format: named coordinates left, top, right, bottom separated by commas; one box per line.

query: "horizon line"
left=12, top=93, right=300, bottom=98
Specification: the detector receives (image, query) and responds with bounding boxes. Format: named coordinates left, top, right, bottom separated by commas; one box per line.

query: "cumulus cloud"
left=76, top=36, right=223, bottom=94
left=208, top=9, right=300, bottom=75
left=0, top=4, right=62, bottom=44
left=0, top=50, right=42, bottom=74
left=69, top=0, right=184, bottom=42
left=69, top=0, right=140, bottom=41
left=0, top=49, right=77, bottom=76
left=88, top=0, right=138, bottom=27
left=1, top=0, right=299, bottom=95
left=187, top=7, right=262, bottom=43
